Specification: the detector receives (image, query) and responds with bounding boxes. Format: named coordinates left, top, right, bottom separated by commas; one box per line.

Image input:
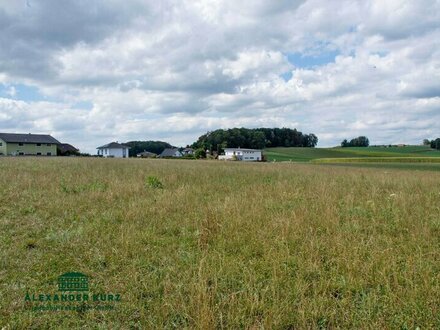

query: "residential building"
left=182, top=148, right=194, bottom=155
left=159, top=148, right=183, bottom=158
left=0, top=133, right=60, bottom=156
left=97, top=142, right=130, bottom=158
left=137, top=150, right=157, bottom=158
left=219, top=148, right=262, bottom=161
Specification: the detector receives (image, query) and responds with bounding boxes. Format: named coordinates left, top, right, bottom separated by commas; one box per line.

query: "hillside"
left=265, top=146, right=440, bottom=162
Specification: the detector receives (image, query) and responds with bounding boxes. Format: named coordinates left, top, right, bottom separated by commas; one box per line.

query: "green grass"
left=312, top=157, right=440, bottom=163
left=265, top=146, right=440, bottom=162
left=317, top=162, right=440, bottom=172
left=1, top=158, right=439, bottom=328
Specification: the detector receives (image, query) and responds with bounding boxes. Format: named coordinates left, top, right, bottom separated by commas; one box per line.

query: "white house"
left=219, top=148, right=263, bottom=161
left=97, top=142, right=130, bottom=158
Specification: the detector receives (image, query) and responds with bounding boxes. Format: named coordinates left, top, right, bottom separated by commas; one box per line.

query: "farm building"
left=97, top=142, right=130, bottom=158
left=0, top=133, right=60, bottom=156
left=219, top=148, right=262, bottom=161
left=159, top=148, right=183, bottom=158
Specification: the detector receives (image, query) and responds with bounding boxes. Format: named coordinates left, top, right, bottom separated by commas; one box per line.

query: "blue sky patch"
left=0, top=83, right=47, bottom=102
left=72, top=101, right=93, bottom=110
left=287, top=50, right=340, bottom=69
left=280, top=71, right=293, bottom=82
left=372, top=51, right=389, bottom=57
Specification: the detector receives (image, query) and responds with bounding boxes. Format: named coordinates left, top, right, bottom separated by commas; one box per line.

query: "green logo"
left=24, top=271, right=121, bottom=312
left=58, top=272, right=89, bottom=292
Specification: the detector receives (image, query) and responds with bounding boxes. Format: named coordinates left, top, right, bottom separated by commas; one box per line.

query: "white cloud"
left=0, top=0, right=439, bottom=152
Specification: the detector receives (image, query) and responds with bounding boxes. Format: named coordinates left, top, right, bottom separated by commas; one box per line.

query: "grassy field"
left=312, top=157, right=440, bottom=164
left=265, top=146, right=440, bottom=162
left=1, top=158, right=439, bottom=328
left=318, top=162, right=440, bottom=172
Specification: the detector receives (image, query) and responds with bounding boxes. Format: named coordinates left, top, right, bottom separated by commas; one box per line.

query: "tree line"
left=424, top=138, right=440, bottom=150
left=191, top=128, right=318, bottom=152
left=341, top=136, right=370, bottom=147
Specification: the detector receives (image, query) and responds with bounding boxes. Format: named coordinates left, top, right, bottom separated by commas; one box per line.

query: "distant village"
left=0, top=132, right=263, bottom=162
left=2, top=131, right=438, bottom=162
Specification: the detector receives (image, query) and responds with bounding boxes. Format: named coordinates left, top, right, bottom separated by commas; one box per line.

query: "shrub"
left=145, top=176, right=164, bottom=189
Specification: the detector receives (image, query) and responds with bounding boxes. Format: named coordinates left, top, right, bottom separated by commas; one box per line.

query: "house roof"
left=0, top=133, right=61, bottom=144
left=224, top=148, right=262, bottom=152
left=137, top=151, right=157, bottom=156
left=159, top=148, right=181, bottom=157
left=97, top=142, right=130, bottom=149
left=58, top=143, right=79, bottom=153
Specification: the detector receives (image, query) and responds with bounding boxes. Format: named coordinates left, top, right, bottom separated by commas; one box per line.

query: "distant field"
left=265, top=146, right=440, bottom=162
left=317, top=162, right=440, bottom=172
left=312, top=157, right=440, bottom=163
left=0, top=158, right=439, bottom=328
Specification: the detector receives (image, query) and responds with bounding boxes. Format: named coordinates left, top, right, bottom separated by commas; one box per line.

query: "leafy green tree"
left=341, top=136, right=369, bottom=147
left=192, top=128, right=318, bottom=150
left=354, top=136, right=369, bottom=147
left=434, top=138, right=440, bottom=150
left=194, top=148, right=206, bottom=159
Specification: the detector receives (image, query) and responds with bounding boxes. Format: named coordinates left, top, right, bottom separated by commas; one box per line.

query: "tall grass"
left=0, top=158, right=439, bottom=328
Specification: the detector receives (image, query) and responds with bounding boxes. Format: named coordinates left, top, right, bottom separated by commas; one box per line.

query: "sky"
left=0, top=0, right=439, bottom=153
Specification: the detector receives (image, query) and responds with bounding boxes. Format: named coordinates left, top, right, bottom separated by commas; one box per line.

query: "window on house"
left=37, top=152, right=41, bottom=156
left=47, top=152, right=52, bottom=156
left=19, top=152, right=24, bottom=155
left=36, top=143, right=41, bottom=146
left=0, top=142, right=2, bottom=146
left=47, top=144, right=51, bottom=146
left=19, top=143, right=24, bottom=146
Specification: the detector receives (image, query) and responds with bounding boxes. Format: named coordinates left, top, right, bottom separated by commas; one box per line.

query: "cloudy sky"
left=0, top=0, right=439, bottom=153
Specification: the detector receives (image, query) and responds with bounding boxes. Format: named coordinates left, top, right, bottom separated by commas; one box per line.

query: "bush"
left=145, top=176, right=164, bottom=189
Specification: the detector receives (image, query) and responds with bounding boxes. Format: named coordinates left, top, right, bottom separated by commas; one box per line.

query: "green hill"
left=265, top=146, right=440, bottom=162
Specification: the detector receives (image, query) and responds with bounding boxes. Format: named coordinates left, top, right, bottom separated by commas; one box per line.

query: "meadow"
left=265, top=146, right=440, bottom=162
left=0, top=158, right=439, bottom=329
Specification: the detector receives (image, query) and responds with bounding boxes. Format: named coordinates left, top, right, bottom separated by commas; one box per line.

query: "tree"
left=341, top=136, right=369, bottom=147
left=307, top=134, right=318, bottom=147
left=192, top=128, right=318, bottom=150
left=194, top=148, right=206, bottom=159
left=354, top=136, right=369, bottom=147
left=423, top=139, right=431, bottom=146
left=435, top=138, right=440, bottom=150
